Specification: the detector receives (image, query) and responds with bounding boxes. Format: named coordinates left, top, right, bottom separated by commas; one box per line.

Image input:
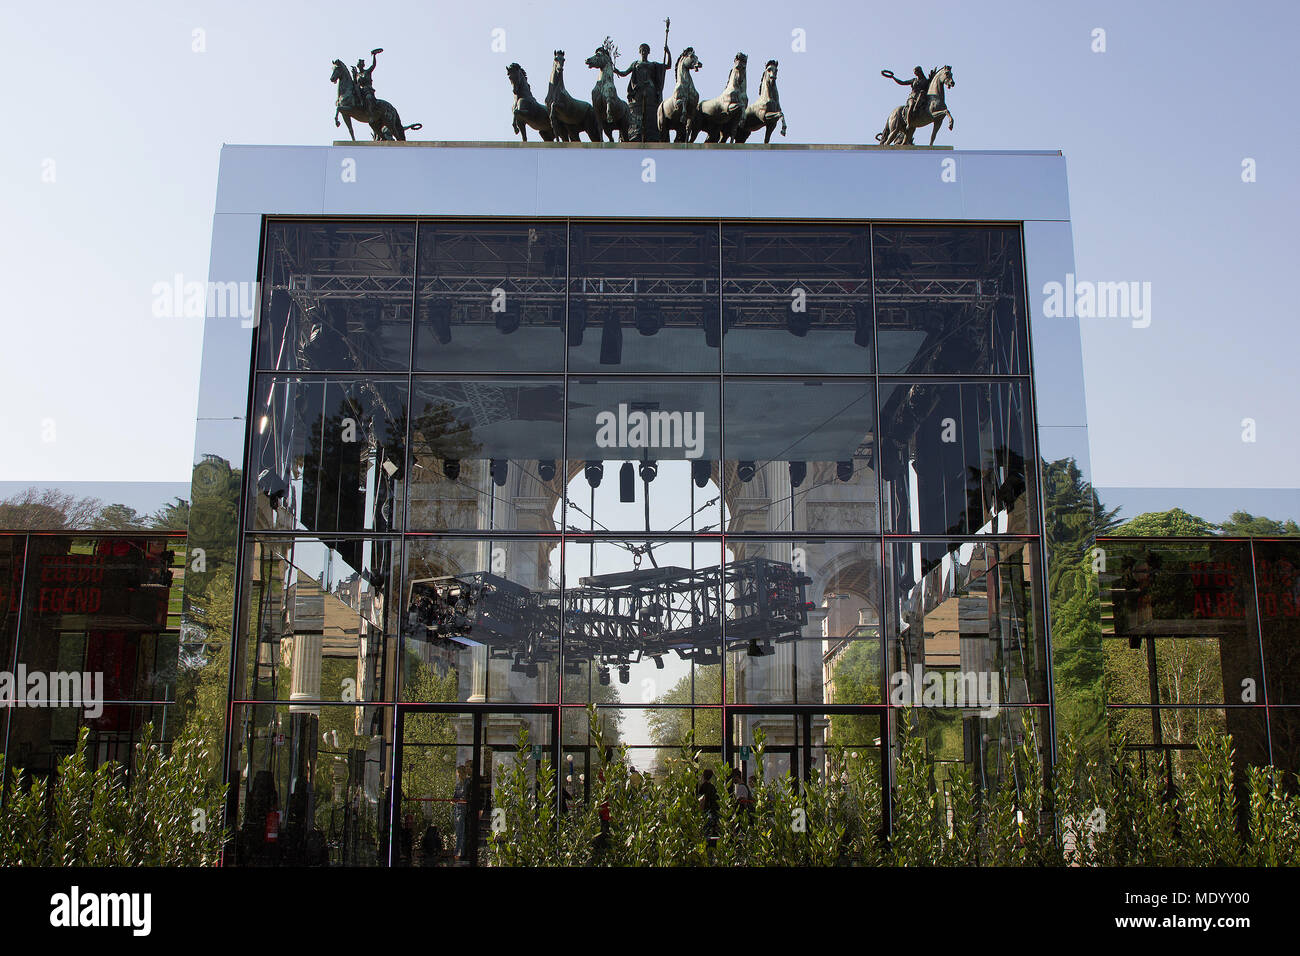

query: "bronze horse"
left=508, top=63, right=555, bottom=141
left=585, top=47, right=630, bottom=142
left=876, top=65, right=955, bottom=146
left=735, top=59, right=786, bottom=143
left=546, top=50, right=599, bottom=142
left=693, top=52, right=748, bottom=143
left=657, top=47, right=702, bottom=142
left=331, top=59, right=420, bottom=141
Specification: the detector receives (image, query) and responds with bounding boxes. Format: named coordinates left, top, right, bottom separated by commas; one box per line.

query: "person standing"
left=615, top=29, right=670, bottom=142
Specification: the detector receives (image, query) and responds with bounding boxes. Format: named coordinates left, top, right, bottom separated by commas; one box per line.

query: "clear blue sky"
left=1, top=0, right=1296, bottom=505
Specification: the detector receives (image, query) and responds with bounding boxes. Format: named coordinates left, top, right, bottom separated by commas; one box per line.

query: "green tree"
left=1218, top=511, right=1300, bottom=537
left=1113, top=508, right=1218, bottom=537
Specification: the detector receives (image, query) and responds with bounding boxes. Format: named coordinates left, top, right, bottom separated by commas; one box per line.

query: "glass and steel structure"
left=186, top=143, right=1087, bottom=866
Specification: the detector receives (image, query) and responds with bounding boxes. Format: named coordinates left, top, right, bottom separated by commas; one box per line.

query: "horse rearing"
left=694, top=52, right=748, bottom=143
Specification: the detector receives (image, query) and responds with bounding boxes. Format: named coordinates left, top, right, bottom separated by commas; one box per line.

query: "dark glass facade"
left=1099, top=536, right=1300, bottom=785
left=228, top=217, right=1047, bottom=865
left=0, top=532, right=187, bottom=779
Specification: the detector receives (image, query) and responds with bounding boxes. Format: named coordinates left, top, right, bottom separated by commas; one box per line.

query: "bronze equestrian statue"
left=876, top=65, right=955, bottom=146
left=735, top=58, right=786, bottom=143
left=508, top=62, right=555, bottom=141
left=657, top=47, right=703, bottom=142
left=331, top=51, right=421, bottom=141
left=586, top=41, right=630, bottom=142
left=546, top=50, right=599, bottom=141
left=693, top=52, right=748, bottom=142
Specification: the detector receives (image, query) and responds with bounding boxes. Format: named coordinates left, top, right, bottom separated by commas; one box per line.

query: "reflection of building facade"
left=186, top=142, right=1089, bottom=865
left=0, top=532, right=185, bottom=777
left=1100, top=535, right=1300, bottom=787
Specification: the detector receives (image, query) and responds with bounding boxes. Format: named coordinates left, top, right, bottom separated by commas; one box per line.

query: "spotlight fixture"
left=425, top=299, right=452, bottom=346
left=443, top=459, right=461, bottom=481
left=495, top=300, right=520, bottom=335
left=653, top=657, right=664, bottom=669
left=634, top=300, right=663, bottom=336
left=787, top=308, right=811, bottom=338
left=567, top=299, right=587, bottom=347
left=638, top=459, right=658, bottom=483
left=598, top=666, right=611, bottom=686
left=789, top=460, right=807, bottom=488
left=737, top=461, right=756, bottom=483
left=619, top=461, right=636, bottom=503
left=599, top=311, right=623, bottom=365
left=702, top=302, right=722, bottom=349
left=692, top=459, right=711, bottom=488
left=490, top=458, right=509, bottom=487
left=853, top=300, right=872, bottom=348
left=836, top=460, right=854, bottom=482
left=746, top=639, right=773, bottom=658
left=618, top=666, right=630, bottom=685
left=537, top=459, right=557, bottom=482
left=584, top=460, right=604, bottom=488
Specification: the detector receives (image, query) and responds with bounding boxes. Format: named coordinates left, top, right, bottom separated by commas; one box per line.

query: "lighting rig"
left=404, top=557, right=813, bottom=673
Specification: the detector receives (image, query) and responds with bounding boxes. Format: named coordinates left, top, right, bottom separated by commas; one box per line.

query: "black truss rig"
left=404, top=556, right=813, bottom=674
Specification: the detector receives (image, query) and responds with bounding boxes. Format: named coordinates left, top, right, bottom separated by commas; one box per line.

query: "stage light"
left=653, top=657, right=664, bottom=669
left=620, top=461, right=636, bottom=503
left=789, top=460, right=807, bottom=488
left=537, top=459, right=557, bottom=482
left=567, top=299, right=586, bottom=347
left=598, top=666, right=611, bottom=686
left=443, top=459, right=460, bottom=481
left=495, top=300, right=520, bottom=334
left=737, top=461, right=756, bottom=483
left=638, top=459, right=658, bottom=483
left=787, top=309, right=810, bottom=337
left=585, top=460, right=604, bottom=488
left=599, top=312, right=623, bottom=365
left=703, top=302, right=722, bottom=349
left=490, top=459, right=509, bottom=487
left=746, top=639, right=773, bottom=658
left=618, top=666, right=630, bottom=685
left=853, top=300, right=871, bottom=348
left=634, top=300, right=662, bottom=336
left=426, top=299, right=452, bottom=345
left=836, top=460, right=854, bottom=482
left=692, top=459, right=711, bottom=488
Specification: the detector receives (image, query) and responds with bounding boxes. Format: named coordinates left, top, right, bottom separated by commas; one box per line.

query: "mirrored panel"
left=240, top=536, right=400, bottom=705
left=872, top=224, right=1028, bottom=375
left=562, top=540, right=724, bottom=706
left=406, top=377, right=564, bottom=532
left=249, top=375, right=408, bottom=534
left=232, top=703, right=392, bottom=866
left=568, top=222, right=720, bottom=373
left=14, top=535, right=183, bottom=702
left=879, top=380, right=1035, bottom=535
left=1100, top=540, right=1264, bottom=706
left=885, top=538, right=1047, bottom=707
left=565, top=377, right=721, bottom=534
left=721, top=223, right=873, bottom=373
left=257, top=221, right=415, bottom=373
left=4, top=702, right=183, bottom=777
left=401, top=536, right=561, bottom=704
left=723, top=379, right=878, bottom=534
left=414, top=221, right=566, bottom=372
left=1253, top=540, right=1300, bottom=706
left=725, top=538, right=882, bottom=706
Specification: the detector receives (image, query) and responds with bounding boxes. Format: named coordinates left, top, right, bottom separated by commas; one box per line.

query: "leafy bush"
left=487, top=705, right=1300, bottom=868
left=0, top=724, right=227, bottom=866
